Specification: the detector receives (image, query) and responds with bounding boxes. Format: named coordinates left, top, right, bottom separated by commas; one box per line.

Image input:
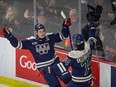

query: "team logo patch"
left=32, top=42, right=38, bottom=45
left=35, top=43, right=50, bottom=55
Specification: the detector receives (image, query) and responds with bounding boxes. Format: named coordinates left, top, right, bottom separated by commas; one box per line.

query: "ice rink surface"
left=0, top=84, right=9, bottom=87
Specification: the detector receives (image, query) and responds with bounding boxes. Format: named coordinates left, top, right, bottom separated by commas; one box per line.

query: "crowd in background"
left=0, top=0, right=115, bottom=61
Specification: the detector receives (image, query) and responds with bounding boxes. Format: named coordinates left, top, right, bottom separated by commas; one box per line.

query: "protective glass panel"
left=0, top=0, right=115, bottom=62
left=81, top=0, right=116, bottom=61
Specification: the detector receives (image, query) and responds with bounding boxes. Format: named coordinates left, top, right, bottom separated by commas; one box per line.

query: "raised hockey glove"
left=62, top=18, right=71, bottom=29
left=88, top=37, right=97, bottom=43
left=88, top=37, right=97, bottom=48
left=2, top=28, right=12, bottom=39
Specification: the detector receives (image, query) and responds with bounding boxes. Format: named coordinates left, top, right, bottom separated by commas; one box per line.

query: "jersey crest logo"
left=35, top=43, right=50, bottom=55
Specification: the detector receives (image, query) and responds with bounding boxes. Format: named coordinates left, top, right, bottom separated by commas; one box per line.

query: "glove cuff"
left=7, top=34, right=13, bottom=40
left=62, top=25, right=69, bottom=29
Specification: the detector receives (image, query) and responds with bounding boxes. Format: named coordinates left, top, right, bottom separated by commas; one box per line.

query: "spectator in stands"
left=100, top=28, right=116, bottom=61
left=36, top=0, right=67, bottom=17
left=69, top=9, right=78, bottom=35
left=82, top=4, right=105, bottom=57
left=2, top=6, right=20, bottom=35
left=37, top=11, right=47, bottom=25
left=22, top=8, right=34, bottom=38
left=11, top=0, right=34, bottom=38
left=64, top=8, right=78, bottom=49
left=0, top=1, right=6, bottom=33
left=110, top=0, right=116, bottom=25
left=37, top=0, right=58, bottom=18
left=65, top=0, right=78, bottom=9
left=0, top=1, right=7, bottom=22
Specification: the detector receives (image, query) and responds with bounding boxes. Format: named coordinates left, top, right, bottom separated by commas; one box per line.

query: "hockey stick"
left=61, top=11, right=66, bottom=19
left=61, top=11, right=73, bottom=50
left=88, top=37, right=100, bottom=68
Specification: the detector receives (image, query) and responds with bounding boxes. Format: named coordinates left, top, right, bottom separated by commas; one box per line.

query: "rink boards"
left=0, top=36, right=116, bottom=87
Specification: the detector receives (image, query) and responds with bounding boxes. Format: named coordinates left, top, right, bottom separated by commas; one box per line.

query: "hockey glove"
left=2, top=28, right=12, bottom=39
left=88, top=37, right=97, bottom=44
left=62, top=18, right=71, bottom=29
left=88, top=37, right=97, bottom=48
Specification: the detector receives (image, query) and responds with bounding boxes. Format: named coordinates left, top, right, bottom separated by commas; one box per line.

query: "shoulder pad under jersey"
left=46, top=32, right=53, bottom=36
left=85, top=42, right=90, bottom=52
left=68, top=50, right=86, bottom=59
left=68, top=43, right=90, bottom=59
left=26, top=36, right=36, bottom=40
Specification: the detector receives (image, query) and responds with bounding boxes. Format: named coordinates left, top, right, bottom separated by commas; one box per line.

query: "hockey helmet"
left=72, top=34, right=84, bottom=45
left=35, top=23, right=45, bottom=31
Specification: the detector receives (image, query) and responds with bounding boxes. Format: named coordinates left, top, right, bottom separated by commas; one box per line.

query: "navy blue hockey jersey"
left=7, top=27, right=69, bottom=69
left=59, top=43, right=92, bottom=83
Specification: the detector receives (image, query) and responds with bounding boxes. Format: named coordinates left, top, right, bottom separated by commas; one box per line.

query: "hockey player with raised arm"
left=51, top=34, right=95, bottom=87
left=2, top=18, right=71, bottom=87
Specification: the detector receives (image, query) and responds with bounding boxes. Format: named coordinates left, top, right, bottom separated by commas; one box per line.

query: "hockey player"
left=51, top=34, right=94, bottom=87
left=2, top=18, right=71, bottom=87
